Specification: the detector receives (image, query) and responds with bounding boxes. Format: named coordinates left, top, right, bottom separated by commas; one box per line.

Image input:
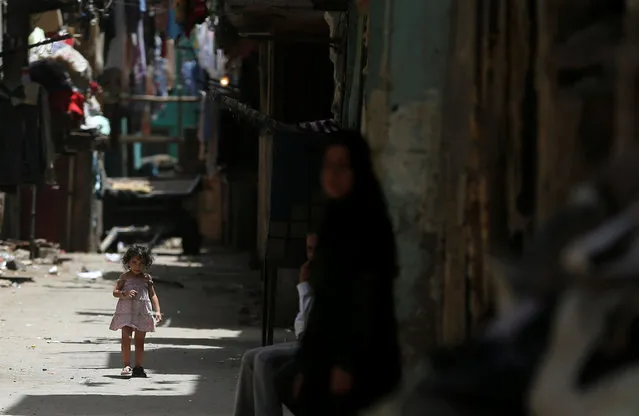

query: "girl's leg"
left=121, top=326, right=133, bottom=366
left=134, top=330, right=146, bottom=367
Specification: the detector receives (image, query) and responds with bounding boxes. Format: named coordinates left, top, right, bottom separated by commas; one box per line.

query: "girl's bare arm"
left=113, top=273, right=131, bottom=298
left=113, top=279, right=126, bottom=298
left=148, top=281, right=161, bottom=316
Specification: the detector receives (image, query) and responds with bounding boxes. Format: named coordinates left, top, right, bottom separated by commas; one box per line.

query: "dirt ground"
left=0, top=248, right=287, bottom=416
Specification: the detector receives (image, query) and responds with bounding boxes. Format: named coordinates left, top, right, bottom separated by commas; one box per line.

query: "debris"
left=48, top=266, right=58, bottom=275
left=0, top=275, right=34, bottom=284
left=76, top=270, right=103, bottom=280
left=13, top=249, right=30, bottom=261
left=38, top=247, right=60, bottom=265
left=6, top=260, right=25, bottom=271
left=105, top=253, right=121, bottom=263
left=0, top=239, right=60, bottom=264
left=0, top=252, right=15, bottom=269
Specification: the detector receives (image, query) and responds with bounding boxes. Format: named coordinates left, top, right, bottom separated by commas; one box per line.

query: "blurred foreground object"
left=392, top=147, right=639, bottom=416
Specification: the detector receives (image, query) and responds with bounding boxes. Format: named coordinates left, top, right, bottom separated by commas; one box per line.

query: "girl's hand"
left=330, top=366, right=352, bottom=396
left=154, top=311, right=163, bottom=323
left=126, top=290, right=137, bottom=298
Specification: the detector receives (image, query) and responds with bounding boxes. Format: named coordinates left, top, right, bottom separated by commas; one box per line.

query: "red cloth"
left=184, top=0, right=208, bottom=37
left=49, top=90, right=72, bottom=113
left=67, top=92, right=85, bottom=119
left=48, top=90, right=85, bottom=120
left=89, top=81, right=102, bottom=94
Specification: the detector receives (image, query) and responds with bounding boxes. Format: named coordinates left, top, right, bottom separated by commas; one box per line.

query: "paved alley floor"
left=0, top=249, right=274, bottom=416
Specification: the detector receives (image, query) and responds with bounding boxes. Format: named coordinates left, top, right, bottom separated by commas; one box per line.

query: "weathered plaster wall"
left=364, top=0, right=453, bottom=365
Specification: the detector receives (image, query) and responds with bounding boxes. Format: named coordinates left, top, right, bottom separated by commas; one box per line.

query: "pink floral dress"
left=109, top=275, right=156, bottom=332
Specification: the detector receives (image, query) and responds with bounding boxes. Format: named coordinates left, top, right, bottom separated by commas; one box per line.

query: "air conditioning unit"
left=311, top=0, right=348, bottom=11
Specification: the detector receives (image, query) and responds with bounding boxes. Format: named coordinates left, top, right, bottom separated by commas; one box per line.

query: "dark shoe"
left=132, top=366, right=148, bottom=378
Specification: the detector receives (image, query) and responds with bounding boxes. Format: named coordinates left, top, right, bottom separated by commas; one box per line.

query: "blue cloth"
left=166, top=7, right=182, bottom=40
left=181, top=60, right=205, bottom=95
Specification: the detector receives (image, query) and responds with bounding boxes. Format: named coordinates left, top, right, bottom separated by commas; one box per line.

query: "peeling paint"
left=367, top=99, right=445, bottom=356
left=362, top=0, right=452, bottom=359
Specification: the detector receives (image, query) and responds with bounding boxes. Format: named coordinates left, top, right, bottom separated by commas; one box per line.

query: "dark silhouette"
left=294, top=130, right=402, bottom=415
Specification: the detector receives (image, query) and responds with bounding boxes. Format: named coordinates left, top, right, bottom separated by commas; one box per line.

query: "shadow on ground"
left=4, top=337, right=248, bottom=415
left=3, top=249, right=265, bottom=416
left=4, top=332, right=259, bottom=415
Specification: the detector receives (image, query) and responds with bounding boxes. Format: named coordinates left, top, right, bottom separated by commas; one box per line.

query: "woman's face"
left=321, top=145, right=353, bottom=199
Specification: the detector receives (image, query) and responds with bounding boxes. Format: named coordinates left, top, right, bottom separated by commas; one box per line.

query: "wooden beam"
left=615, top=0, right=639, bottom=154
left=536, top=0, right=560, bottom=224
left=118, top=135, right=182, bottom=143
left=441, top=0, right=477, bottom=344
left=119, top=94, right=201, bottom=103
left=238, top=33, right=341, bottom=44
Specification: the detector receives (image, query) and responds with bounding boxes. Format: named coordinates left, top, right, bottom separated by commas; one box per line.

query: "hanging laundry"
left=28, top=27, right=51, bottom=62
left=152, top=35, right=169, bottom=102
left=103, top=0, right=128, bottom=103
left=68, top=91, right=86, bottom=122
left=49, top=42, right=93, bottom=92
left=164, top=38, right=176, bottom=90
left=172, top=0, right=208, bottom=37
left=122, top=0, right=149, bottom=134
left=194, top=21, right=225, bottom=79
left=180, top=60, right=198, bottom=95
left=82, top=114, right=111, bottom=136
left=166, top=6, right=181, bottom=40
left=125, top=0, right=143, bottom=34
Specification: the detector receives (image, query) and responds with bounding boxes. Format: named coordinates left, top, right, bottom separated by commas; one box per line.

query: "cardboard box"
left=33, top=10, right=63, bottom=34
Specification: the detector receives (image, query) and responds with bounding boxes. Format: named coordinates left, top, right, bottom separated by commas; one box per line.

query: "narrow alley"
left=0, top=249, right=269, bottom=416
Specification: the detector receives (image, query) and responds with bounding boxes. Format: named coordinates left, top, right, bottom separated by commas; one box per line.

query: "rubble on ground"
left=0, top=239, right=62, bottom=287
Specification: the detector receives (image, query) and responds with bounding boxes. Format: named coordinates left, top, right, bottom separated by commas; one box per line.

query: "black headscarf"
left=298, top=130, right=402, bottom=409
left=315, top=130, right=398, bottom=280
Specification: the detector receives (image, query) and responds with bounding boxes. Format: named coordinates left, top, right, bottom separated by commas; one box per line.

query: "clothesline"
left=210, top=91, right=341, bottom=135
left=120, top=94, right=201, bottom=103
left=0, top=33, right=76, bottom=58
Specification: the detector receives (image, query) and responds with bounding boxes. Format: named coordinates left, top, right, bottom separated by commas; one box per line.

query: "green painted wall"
left=359, top=0, right=454, bottom=367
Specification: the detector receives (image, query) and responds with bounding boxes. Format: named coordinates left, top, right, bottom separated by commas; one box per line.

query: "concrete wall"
left=362, top=0, right=453, bottom=366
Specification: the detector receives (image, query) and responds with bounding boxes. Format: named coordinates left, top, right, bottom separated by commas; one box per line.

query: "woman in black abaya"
left=294, top=130, right=402, bottom=415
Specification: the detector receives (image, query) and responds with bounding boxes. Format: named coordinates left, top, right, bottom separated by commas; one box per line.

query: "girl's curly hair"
left=121, top=245, right=154, bottom=270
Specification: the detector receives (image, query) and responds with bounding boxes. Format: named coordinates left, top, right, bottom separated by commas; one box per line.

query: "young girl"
left=109, top=245, right=162, bottom=377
